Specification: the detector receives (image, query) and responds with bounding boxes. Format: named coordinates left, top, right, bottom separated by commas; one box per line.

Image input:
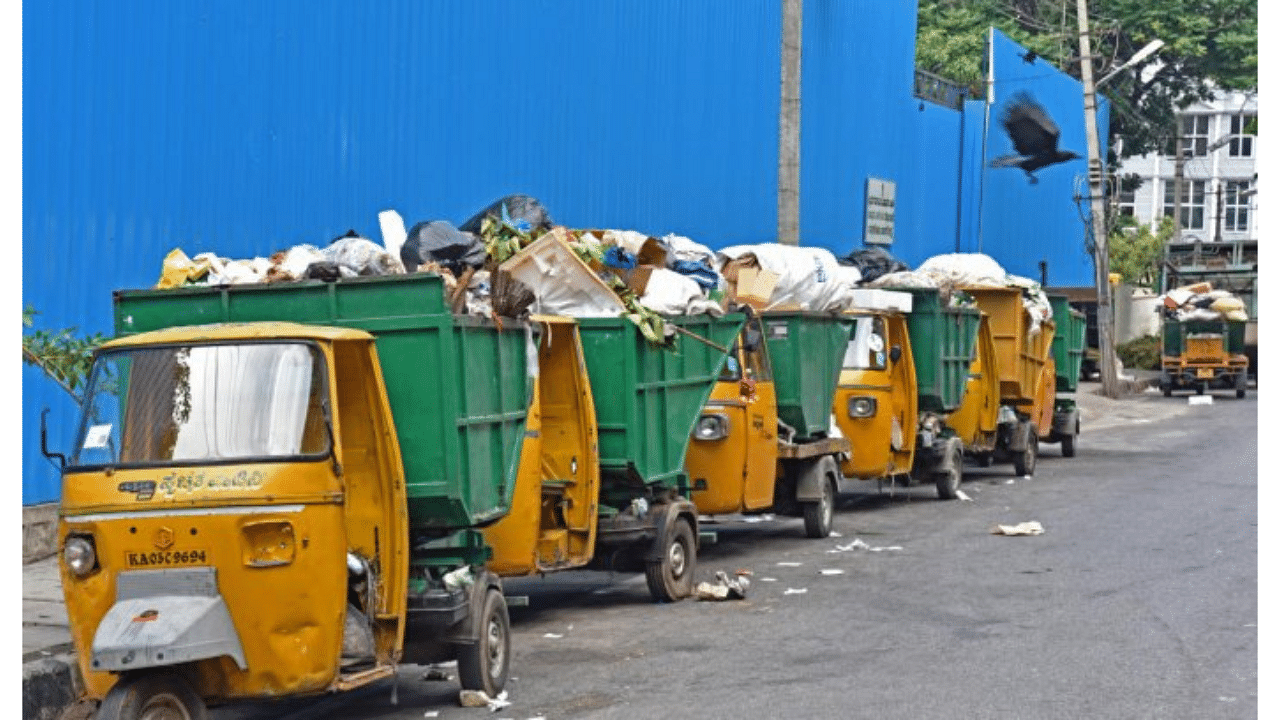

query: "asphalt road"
left=216, top=391, right=1257, bottom=720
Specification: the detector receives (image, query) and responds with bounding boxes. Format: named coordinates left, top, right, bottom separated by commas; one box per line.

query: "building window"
left=1224, top=180, right=1251, bottom=232
left=1179, top=115, right=1211, bottom=156
left=1163, top=179, right=1206, bottom=230
left=1228, top=114, right=1255, bottom=157
left=1117, top=188, right=1136, bottom=217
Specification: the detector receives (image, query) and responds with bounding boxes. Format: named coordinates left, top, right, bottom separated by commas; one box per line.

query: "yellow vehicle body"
left=59, top=324, right=409, bottom=703
left=685, top=337, right=780, bottom=515
left=962, top=286, right=1057, bottom=439
left=945, top=315, right=1000, bottom=450
left=483, top=317, right=600, bottom=575
left=832, top=311, right=917, bottom=480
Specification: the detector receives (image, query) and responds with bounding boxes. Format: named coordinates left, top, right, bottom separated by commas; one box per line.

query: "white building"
left=1115, top=89, right=1257, bottom=243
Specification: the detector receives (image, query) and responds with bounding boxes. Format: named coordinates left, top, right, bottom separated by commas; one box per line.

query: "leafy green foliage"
left=1115, top=333, right=1161, bottom=370
left=916, top=0, right=1257, bottom=157
left=1108, top=215, right=1174, bottom=292
left=22, top=306, right=107, bottom=401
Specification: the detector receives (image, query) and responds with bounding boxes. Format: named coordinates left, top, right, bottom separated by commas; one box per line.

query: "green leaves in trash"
left=606, top=276, right=671, bottom=347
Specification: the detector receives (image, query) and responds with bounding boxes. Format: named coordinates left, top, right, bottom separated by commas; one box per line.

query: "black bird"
left=989, top=91, right=1081, bottom=184
left=1019, top=49, right=1038, bottom=64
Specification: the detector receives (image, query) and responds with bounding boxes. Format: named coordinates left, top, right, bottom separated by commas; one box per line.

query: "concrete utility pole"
left=1076, top=0, right=1120, bottom=398
left=1174, top=125, right=1185, bottom=243
left=778, top=0, right=802, bottom=246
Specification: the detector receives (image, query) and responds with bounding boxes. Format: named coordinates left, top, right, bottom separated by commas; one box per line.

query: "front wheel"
left=97, top=673, right=207, bottom=720
left=802, top=473, right=835, bottom=538
left=457, top=588, right=511, bottom=698
left=646, top=517, right=696, bottom=602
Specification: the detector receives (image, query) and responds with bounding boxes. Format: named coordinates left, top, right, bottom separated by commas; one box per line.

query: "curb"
left=22, top=655, right=80, bottom=720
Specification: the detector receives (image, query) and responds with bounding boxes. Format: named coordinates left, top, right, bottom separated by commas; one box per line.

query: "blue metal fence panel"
left=24, top=0, right=788, bottom=504
left=964, top=29, right=1109, bottom=287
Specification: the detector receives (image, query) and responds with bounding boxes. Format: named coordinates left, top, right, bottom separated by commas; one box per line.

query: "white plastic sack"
left=717, top=244, right=859, bottom=312
left=639, top=268, right=723, bottom=316
left=207, top=256, right=272, bottom=285
left=324, top=236, right=406, bottom=276
left=867, top=270, right=940, bottom=289
left=917, top=253, right=1008, bottom=287
left=275, top=244, right=327, bottom=281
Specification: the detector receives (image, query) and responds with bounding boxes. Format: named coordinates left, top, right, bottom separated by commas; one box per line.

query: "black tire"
left=646, top=517, right=696, bottom=602
left=1236, top=374, right=1246, bottom=399
left=457, top=588, right=510, bottom=698
left=802, top=471, right=835, bottom=538
left=1196, top=383, right=1205, bottom=395
left=935, top=440, right=963, bottom=500
left=1162, top=384, right=1172, bottom=398
left=1012, top=425, right=1038, bottom=477
left=1061, top=432, right=1076, bottom=458
left=97, top=673, right=207, bottom=720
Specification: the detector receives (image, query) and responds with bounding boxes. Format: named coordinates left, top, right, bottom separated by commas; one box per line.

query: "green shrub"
left=1116, top=334, right=1161, bottom=370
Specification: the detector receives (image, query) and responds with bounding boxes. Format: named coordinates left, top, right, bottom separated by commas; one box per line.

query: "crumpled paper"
left=991, top=521, right=1044, bottom=536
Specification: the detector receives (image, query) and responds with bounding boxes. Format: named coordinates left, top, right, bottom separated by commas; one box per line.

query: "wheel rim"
left=140, top=692, right=193, bottom=720
left=485, top=616, right=506, bottom=680
left=667, top=536, right=687, bottom=579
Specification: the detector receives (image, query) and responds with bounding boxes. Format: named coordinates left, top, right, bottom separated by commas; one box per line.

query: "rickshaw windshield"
left=843, top=316, right=887, bottom=370
left=70, top=341, right=330, bottom=468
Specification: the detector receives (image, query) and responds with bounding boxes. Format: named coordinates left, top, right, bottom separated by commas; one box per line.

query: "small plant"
left=22, top=306, right=107, bottom=402
left=1115, top=334, right=1162, bottom=371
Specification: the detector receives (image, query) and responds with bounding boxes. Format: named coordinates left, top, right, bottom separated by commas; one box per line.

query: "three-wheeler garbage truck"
left=960, top=286, right=1057, bottom=476
left=49, top=274, right=534, bottom=718
left=1158, top=317, right=1249, bottom=398
left=1041, top=294, right=1086, bottom=456
left=683, top=311, right=854, bottom=538
left=482, top=312, right=746, bottom=602
left=831, top=289, right=981, bottom=499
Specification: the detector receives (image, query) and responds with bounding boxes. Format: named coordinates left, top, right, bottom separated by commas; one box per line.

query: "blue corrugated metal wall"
left=22, top=5, right=1101, bottom=505
left=959, top=29, right=1109, bottom=286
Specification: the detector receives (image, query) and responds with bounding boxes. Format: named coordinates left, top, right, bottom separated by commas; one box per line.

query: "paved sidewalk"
left=22, top=555, right=80, bottom=720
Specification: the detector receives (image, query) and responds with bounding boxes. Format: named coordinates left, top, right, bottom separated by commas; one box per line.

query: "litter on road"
left=783, top=588, right=808, bottom=595
left=991, top=521, right=1045, bottom=536
left=694, top=571, right=750, bottom=601
left=819, top=569, right=845, bottom=576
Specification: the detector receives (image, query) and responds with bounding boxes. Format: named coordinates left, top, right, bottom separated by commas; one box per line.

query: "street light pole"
left=1076, top=0, right=1120, bottom=397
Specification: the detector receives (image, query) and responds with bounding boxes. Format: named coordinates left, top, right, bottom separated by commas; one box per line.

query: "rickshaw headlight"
left=692, top=414, right=730, bottom=441
left=64, top=536, right=97, bottom=577
left=848, top=397, right=877, bottom=418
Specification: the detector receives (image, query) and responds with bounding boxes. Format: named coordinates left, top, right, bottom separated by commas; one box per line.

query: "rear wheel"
left=935, top=440, right=963, bottom=500
left=97, top=673, right=207, bottom=720
left=1235, top=374, right=1246, bottom=399
left=457, top=588, right=510, bottom=698
left=1061, top=432, right=1076, bottom=458
left=1012, top=424, right=1038, bottom=477
left=802, top=471, right=835, bottom=538
left=646, top=518, right=696, bottom=602
left=1162, top=384, right=1172, bottom=397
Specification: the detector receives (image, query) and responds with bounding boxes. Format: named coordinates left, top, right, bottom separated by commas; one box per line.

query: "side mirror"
left=40, top=408, right=66, bottom=471
left=889, top=345, right=902, bottom=364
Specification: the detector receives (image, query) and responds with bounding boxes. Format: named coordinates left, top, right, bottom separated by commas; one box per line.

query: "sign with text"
left=864, top=178, right=896, bottom=245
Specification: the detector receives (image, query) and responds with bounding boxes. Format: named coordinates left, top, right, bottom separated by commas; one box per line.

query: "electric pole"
left=1076, top=0, right=1120, bottom=397
left=778, top=0, right=802, bottom=246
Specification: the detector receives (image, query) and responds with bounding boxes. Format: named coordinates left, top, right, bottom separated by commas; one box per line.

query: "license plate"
left=125, top=549, right=208, bottom=568
left=1196, top=368, right=1214, bottom=379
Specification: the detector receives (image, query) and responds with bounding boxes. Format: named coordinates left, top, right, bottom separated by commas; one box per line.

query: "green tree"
left=916, top=0, right=1257, bottom=157
left=1108, top=215, right=1175, bottom=291
left=22, top=306, right=106, bottom=402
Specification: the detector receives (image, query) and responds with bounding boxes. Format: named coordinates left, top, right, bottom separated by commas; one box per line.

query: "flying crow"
left=989, top=91, right=1081, bottom=184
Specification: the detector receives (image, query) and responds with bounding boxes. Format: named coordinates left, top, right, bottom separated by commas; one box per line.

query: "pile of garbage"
left=1159, top=282, right=1249, bottom=322
left=151, top=195, right=1066, bottom=340
left=866, top=252, right=1053, bottom=334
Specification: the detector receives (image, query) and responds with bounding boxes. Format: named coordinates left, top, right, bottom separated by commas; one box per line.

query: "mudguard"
left=794, top=456, right=839, bottom=502
left=91, top=567, right=246, bottom=672
left=643, top=500, right=699, bottom=563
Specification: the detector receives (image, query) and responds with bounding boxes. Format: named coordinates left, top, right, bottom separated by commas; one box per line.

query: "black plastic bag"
left=459, top=194, right=554, bottom=235
left=840, top=246, right=909, bottom=284
left=401, top=220, right=487, bottom=274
